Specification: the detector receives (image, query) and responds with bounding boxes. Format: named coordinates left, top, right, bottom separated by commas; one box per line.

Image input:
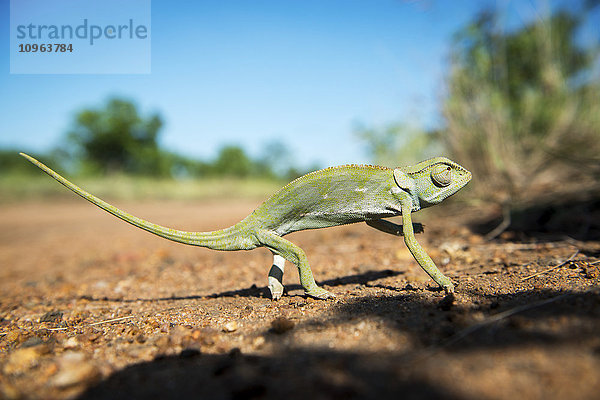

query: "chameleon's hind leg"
left=267, top=254, right=285, bottom=300
left=257, top=230, right=335, bottom=300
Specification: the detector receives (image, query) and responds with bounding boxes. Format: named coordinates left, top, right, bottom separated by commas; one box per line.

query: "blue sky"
left=1, top=0, right=596, bottom=168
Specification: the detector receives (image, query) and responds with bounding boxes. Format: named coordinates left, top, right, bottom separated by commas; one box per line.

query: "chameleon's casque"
left=20, top=153, right=471, bottom=299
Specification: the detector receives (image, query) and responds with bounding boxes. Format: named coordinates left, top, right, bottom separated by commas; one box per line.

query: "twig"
left=472, top=241, right=576, bottom=251
left=520, top=250, right=579, bottom=281
left=484, top=203, right=511, bottom=241
left=46, top=315, right=134, bottom=331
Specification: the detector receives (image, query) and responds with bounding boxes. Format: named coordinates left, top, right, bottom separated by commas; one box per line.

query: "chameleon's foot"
left=304, top=286, right=335, bottom=300
left=268, top=276, right=284, bottom=301
left=442, top=282, right=455, bottom=295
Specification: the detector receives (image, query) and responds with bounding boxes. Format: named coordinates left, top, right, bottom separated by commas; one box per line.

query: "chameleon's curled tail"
left=20, top=153, right=254, bottom=251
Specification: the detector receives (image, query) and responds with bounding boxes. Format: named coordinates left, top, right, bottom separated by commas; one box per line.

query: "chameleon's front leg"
left=400, top=199, right=455, bottom=294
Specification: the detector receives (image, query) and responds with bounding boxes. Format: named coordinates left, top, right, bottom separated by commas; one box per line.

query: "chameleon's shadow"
left=205, top=268, right=401, bottom=300
left=82, top=269, right=404, bottom=302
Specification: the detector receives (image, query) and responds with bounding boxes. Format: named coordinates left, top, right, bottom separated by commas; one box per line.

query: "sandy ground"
left=0, top=199, right=599, bottom=399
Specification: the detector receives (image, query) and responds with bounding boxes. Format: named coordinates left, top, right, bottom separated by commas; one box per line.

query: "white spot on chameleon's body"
left=355, top=187, right=367, bottom=193
left=323, top=194, right=328, bottom=199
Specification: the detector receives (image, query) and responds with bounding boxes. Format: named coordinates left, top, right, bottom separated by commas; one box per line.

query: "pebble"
left=135, top=334, right=147, bottom=343
left=40, top=311, right=63, bottom=323
left=50, top=352, right=101, bottom=388
left=63, top=337, right=79, bottom=349
left=223, top=321, right=239, bottom=332
left=3, top=347, right=41, bottom=374
left=153, top=335, right=170, bottom=348
left=20, top=337, right=44, bottom=348
left=252, top=336, right=266, bottom=349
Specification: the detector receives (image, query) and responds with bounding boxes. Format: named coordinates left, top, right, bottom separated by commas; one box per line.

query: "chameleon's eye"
left=431, top=165, right=452, bottom=187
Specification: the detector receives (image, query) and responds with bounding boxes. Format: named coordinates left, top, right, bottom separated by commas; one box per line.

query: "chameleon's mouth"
left=455, top=170, right=472, bottom=190
left=463, top=170, right=472, bottom=184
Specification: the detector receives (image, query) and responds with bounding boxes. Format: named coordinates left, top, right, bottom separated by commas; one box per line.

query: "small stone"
left=191, top=329, right=202, bottom=340
left=40, top=311, right=63, bottom=323
left=168, top=325, right=190, bottom=346
left=252, top=336, right=266, bottom=349
left=63, top=337, right=79, bottom=349
left=3, top=347, right=41, bottom=374
left=58, top=351, right=86, bottom=363
left=153, top=335, right=170, bottom=349
left=270, top=317, right=295, bottom=334
left=52, top=363, right=100, bottom=388
left=126, top=345, right=156, bottom=361
left=39, top=362, right=59, bottom=381
left=78, top=331, right=101, bottom=344
left=223, top=321, right=238, bottom=332
left=197, top=328, right=219, bottom=346
left=51, top=352, right=101, bottom=388
left=20, top=337, right=44, bottom=348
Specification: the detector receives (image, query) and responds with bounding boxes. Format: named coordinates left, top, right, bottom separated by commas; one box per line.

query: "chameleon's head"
left=393, top=157, right=471, bottom=210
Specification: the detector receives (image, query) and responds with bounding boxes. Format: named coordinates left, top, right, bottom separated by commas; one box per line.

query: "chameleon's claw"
left=305, top=287, right=336, bottom=300
left=443, top=282, right=455, bottom=295
left=268, top=276, right=284, bottom=301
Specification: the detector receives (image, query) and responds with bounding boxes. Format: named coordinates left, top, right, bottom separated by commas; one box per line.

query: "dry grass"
left=0, top=172, right=283, bottom=203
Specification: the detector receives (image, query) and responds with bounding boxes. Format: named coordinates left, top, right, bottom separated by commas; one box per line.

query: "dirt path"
left=0, top=200, right=599, bottom=399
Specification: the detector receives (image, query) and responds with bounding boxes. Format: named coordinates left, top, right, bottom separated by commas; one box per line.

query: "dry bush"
left=443, top=8, right=600, bottom=203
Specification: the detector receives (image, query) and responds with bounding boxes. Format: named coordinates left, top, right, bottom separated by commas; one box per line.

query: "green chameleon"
left=20, top=153, right=471, bottom=300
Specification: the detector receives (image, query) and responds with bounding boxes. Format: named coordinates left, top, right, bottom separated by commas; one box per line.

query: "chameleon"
left=20, top=153, right=471, bottom=300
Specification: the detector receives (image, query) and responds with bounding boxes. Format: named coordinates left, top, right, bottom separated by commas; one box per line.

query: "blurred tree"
left=67, top=98, right=165, bottom=175
left=4, top=96, right=309, bottom=182
left=444, top=5, right=600, bottom=199
left=208, top=143, right=312, bottom=180
left=211, top=145, right=254, bottom=177
left=0, top=150, right=57, bottom=175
